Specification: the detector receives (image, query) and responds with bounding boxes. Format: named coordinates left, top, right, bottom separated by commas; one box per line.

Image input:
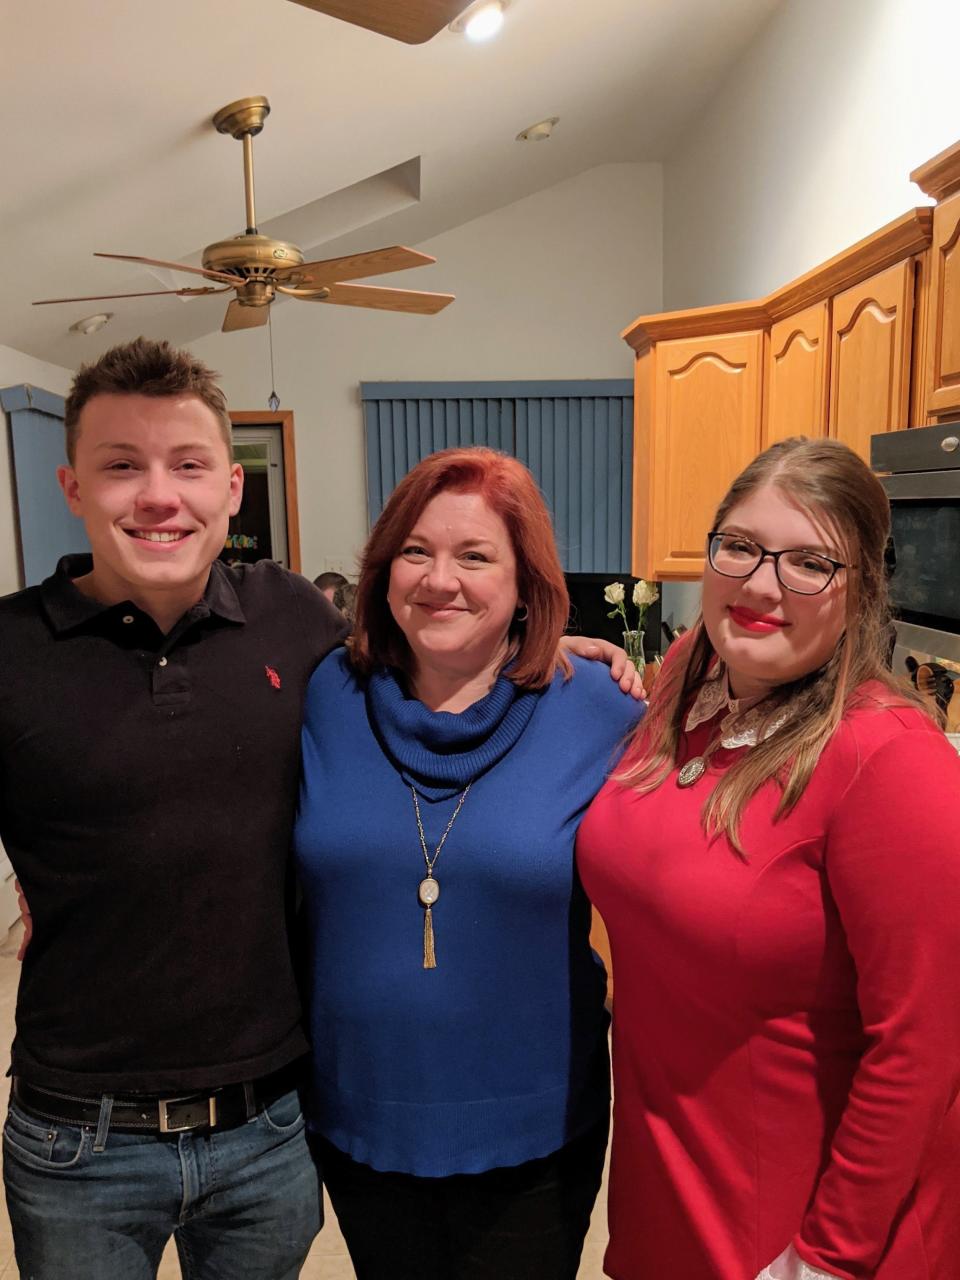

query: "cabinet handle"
left=941, top=436, right=960, bottom=453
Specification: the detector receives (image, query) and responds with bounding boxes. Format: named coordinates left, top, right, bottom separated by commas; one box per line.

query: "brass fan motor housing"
left=235, top=279, right=277, bottom=309
left=202, top=234, right=304, bottom=281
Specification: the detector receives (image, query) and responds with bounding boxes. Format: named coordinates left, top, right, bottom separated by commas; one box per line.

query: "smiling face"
left=387, top=488, right=520, bottom=687
left=57, top=392, right=243, bottom=622
left=701, top=482, right=849, bottom=700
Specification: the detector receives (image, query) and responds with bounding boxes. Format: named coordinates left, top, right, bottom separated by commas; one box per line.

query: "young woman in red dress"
left=577, top=437, right=960, bottom=1280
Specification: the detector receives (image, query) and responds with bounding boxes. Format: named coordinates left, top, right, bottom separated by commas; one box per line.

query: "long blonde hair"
left=618, top=437, right=933, bottom=854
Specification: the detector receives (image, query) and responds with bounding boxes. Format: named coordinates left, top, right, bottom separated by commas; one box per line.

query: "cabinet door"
left=829, top=260, right=914, bottom=459
left=590, top=909, right=614, bottom=1003
left=764, top=302, right=830, bottom=446
left=643, top=332, right=763, bottom=579
left=924, top=189, right=960, bottom=417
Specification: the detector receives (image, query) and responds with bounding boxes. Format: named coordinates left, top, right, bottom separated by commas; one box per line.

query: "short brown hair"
left=313, top=571, right=349, bottom=593
left=350, top=447, right=571, bottom=689
left=64, top=337, right=232, bottom=464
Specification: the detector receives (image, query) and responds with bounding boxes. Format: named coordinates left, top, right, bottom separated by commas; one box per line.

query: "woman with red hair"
left=294, top=446, right=644, bottom=1279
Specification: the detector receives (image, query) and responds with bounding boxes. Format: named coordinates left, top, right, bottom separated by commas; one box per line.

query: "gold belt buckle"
left=158, top=1094, right=218, bottom=1134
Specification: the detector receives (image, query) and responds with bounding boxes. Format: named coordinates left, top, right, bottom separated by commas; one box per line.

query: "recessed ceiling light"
left=516, top=117, right=560, bottom=143
left=69, top=312, right=113, bottom=336
left=450, top=0, right=509, bottom=42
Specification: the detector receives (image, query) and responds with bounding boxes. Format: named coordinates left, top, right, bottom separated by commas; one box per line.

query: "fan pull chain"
left=267, top=310, right=280, bottom=411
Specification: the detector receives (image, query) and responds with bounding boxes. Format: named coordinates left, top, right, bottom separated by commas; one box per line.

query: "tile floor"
left=0, top=924, right=610, bottom=1278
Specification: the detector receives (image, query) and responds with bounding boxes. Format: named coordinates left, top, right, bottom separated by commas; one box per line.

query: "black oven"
left=872, top=421, right=960, bottom=668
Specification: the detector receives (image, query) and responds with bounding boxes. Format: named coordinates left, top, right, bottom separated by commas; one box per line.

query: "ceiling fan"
left=34, top=96, right=454, bottom=333
left=287, top=0, right=472, bottom=45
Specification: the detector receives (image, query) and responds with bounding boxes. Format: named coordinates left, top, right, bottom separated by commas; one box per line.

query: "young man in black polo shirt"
left=0, top=338, right=347, bottom=1279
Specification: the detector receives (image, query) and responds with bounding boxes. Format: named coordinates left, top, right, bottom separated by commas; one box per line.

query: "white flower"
left=632, top=579, right=659, bottom=608
left=604, top=582, right=625, bottom=605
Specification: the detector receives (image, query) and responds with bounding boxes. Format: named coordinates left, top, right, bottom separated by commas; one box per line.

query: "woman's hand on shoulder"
left=558, top=635, right=646, bottom=700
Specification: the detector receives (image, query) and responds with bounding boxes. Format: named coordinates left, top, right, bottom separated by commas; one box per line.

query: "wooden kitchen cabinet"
left=590, top=908, right=614, bottom=1003
left=764, top=301, right=830, bottom=447
left=921, top=187, right=960, bottom=418
left=622, top=139, right=950, bottom=579
left=636, top=331, right=763, bottom=579
left=828, top=259, right=915, bottom=460
left=910, top=140, right=960, bottom=420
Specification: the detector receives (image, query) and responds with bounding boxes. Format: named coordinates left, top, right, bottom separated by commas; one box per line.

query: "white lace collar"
left=684, top=665, right=790, bottom=749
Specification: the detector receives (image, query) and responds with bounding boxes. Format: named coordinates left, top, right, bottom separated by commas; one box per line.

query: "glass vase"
left=623, top=629, right=646, bottom=675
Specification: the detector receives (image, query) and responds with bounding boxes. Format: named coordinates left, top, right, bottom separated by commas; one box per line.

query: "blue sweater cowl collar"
left=366, top=667, right=541, bottom=799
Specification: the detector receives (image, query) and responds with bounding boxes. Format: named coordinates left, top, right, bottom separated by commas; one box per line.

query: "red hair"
left=350, top=447, right=571, bottom=689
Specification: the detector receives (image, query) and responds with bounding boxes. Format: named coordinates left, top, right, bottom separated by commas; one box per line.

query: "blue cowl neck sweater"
left=365, top=662, right=540, bottom=799
left=294, top=649, right=643, bottom=1176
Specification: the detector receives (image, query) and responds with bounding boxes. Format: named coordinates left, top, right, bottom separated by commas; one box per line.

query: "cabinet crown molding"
left=621, top=301, right=768, bottom=352
left=911, top=138, right=960, bottom=201
left=623, top=209, right=933, bottom=353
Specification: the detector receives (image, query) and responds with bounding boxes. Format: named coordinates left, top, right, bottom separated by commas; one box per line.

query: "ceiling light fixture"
left=516, top=116, right=559, bottom=143
left=69, top=312, right=113, bottom=335
left=450, top=0, right=509, bottom=42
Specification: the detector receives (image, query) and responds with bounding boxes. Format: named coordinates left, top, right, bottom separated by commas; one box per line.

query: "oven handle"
left=893, top=619, right=960, bottom=666
left=881, top=471, right=960, bottom=500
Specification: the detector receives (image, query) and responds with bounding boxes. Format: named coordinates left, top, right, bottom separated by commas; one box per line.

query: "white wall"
left=190, top=162, right=663, bottom=578
left=0, top=346, right=74, bottom=597
left=663, top=0, right=960, bottom=309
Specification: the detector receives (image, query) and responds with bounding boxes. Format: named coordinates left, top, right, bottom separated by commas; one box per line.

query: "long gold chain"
left=410, top=784, right=471, bottom=969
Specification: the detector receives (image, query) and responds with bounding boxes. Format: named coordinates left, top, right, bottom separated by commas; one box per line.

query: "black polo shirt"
left=0, top=555, right=347, bottom=1093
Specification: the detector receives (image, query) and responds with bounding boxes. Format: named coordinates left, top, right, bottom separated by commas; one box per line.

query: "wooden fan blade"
left=295, top=246, right=436, bottom=289
left=288, top=283, right=455, bottom=314
left=95, top=252, right=239, bottom=286
left=286, top=0, right=469, bottom=44
left=33, top=287, right=230, bottom=306
left=223, top=299, right=271, bottom=332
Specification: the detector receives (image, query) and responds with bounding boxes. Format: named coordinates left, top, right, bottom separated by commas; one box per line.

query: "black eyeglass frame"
left=706, top=531, right=853, bottom=596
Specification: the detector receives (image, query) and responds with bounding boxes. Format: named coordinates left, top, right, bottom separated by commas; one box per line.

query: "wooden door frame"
left=229, top=410, right=302, bottom=574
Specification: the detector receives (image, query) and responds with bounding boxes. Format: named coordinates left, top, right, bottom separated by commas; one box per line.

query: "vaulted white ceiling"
left=6, top=0, right=782, bottom=368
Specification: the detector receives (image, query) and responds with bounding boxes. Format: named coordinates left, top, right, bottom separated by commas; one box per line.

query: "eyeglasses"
left=706, top=531, right=853, bottom=595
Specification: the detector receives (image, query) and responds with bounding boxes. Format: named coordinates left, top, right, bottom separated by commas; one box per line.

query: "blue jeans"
left=3, top=1088, right=322, bottom=1279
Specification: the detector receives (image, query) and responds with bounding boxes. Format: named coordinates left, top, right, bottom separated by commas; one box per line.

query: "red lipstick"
left=728, top=606, right=788, bottom=633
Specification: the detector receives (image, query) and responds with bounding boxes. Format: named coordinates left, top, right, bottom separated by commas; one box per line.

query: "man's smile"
left=125, top=529, right=193, bottom=544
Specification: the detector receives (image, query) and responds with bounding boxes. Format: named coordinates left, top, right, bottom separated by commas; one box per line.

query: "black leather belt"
left=12, top=1061, right=302, bottom=1135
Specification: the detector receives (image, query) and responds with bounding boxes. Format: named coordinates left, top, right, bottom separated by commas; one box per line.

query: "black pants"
left=313, top=1117, right=608, bottom=1280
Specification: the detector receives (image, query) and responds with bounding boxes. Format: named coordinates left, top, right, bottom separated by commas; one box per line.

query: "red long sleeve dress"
left=577, top=685, right=960, bottom=1280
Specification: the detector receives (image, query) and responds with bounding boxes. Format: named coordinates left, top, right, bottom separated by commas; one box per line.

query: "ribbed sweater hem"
left=309, top=1077, right=609, bottom=1177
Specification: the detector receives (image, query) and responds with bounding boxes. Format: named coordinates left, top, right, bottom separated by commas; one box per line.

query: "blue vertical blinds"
left=361, top=380, right=633, bottom=573
left=0, top=384, right=89, bottom=587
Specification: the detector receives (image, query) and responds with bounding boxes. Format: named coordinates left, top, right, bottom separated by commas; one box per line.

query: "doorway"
left=224, top=411, right=302, bottom=573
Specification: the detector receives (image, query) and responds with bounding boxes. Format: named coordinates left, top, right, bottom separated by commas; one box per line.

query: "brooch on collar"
left=678, top=666, right=789, bottom=788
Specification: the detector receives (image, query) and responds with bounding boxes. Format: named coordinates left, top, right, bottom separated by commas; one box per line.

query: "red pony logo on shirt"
left=265, top=666, right=281, bottom=690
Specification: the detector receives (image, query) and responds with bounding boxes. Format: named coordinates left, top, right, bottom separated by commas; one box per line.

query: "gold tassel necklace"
left=411, top=783, right=471, bottom=969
